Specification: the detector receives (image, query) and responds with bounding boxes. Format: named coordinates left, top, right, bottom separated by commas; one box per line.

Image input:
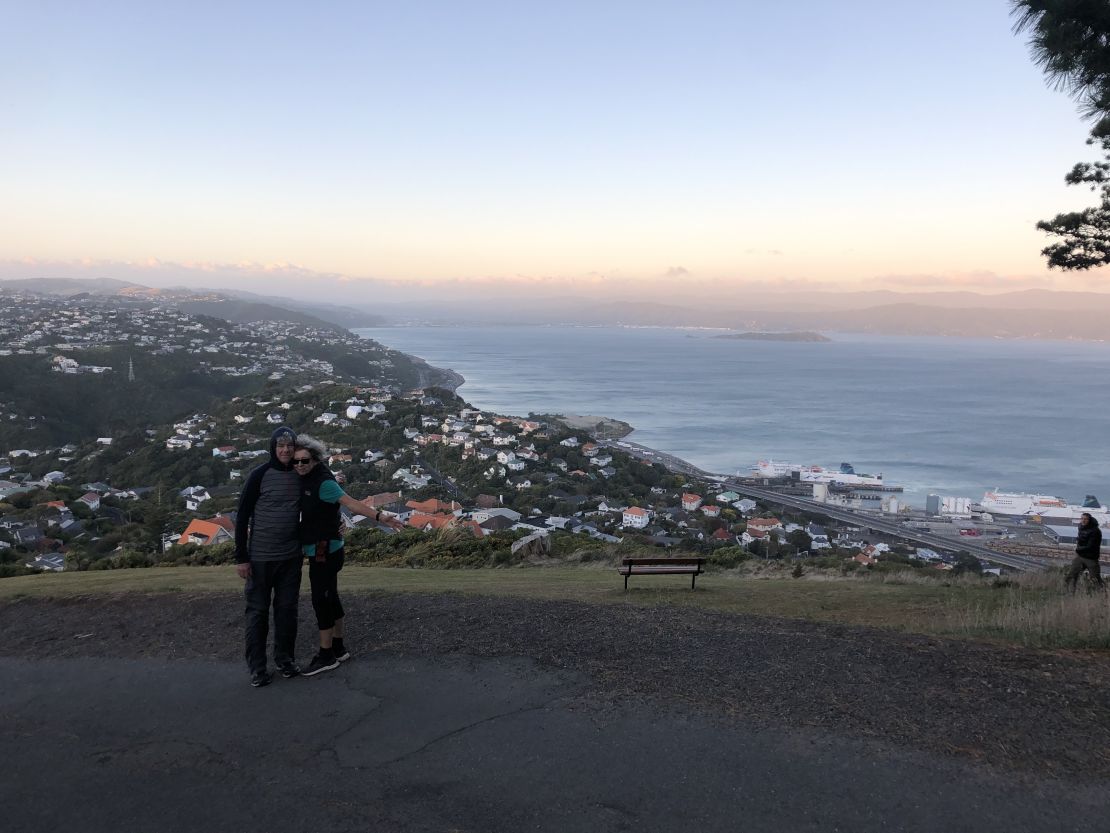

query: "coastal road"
left=606, top=440, right=1046, bottom=572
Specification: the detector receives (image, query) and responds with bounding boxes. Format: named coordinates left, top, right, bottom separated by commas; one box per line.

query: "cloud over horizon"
left=867, top=270, right=1058, bottom=292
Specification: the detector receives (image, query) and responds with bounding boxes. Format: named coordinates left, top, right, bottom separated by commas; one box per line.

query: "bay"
left=356, top=326, right=1110, bottom=505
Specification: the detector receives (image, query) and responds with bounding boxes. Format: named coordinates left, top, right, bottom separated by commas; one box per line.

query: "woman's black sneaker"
left=334, top=645, right=351, bottom=662
left=250, top=670, right=273, bottom=688
left=301, top=651, right=339, bottom=677
left=276, top=660, right=300, bottom=678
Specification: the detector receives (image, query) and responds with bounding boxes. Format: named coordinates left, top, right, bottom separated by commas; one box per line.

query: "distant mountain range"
left=363, top=291, right=1110, bottom=341
left=2, top=277, right=1107, bottom=341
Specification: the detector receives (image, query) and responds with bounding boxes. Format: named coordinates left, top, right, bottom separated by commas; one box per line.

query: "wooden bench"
left=618, top=557, right=706, bottom=591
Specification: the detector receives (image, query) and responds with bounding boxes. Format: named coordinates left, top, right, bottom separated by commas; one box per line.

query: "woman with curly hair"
left=292, top=433, right=383, bottom=676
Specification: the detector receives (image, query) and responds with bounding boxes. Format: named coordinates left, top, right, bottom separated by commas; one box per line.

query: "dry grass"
left=938, top=570, right=1110, bottom=648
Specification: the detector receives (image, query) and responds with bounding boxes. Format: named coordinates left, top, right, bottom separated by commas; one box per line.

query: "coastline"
left=354, top=326, right=1110, bottom=505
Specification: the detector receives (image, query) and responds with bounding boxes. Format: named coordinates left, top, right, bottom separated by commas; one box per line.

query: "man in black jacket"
left=1065, top=512, right=1105, bottom=593
left=235, top=426, right=303, bottom=686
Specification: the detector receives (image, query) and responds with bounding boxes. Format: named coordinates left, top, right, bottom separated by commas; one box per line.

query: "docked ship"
left=751, top=460, right=902, bottom=491
left=978, top=491, right=1110, bottom=525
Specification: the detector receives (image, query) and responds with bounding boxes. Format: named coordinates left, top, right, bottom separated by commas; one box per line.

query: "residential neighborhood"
left=0, top=292, right=969, bottom=577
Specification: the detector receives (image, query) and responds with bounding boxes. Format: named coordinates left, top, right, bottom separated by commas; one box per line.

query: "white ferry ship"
left=751, top=460, right=897, bottom=489
left=979, top=491, right=1110, bottom=524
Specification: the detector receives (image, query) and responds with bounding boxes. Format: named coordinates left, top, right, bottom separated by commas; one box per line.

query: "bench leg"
left=624, top=573, right=628, bottom=591
left=691, top=572, right=696, bottom=590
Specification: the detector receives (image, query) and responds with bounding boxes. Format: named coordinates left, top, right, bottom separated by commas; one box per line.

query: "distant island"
left=714, top=331, right=831, bottom=343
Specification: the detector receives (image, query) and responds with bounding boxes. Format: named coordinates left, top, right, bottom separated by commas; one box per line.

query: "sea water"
left=356, top=326, right=1110, bottom=505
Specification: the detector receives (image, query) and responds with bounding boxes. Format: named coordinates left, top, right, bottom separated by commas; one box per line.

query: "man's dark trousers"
left=245, top=558, right=302, bottom=673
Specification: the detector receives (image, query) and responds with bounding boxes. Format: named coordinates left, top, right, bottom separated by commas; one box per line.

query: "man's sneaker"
left=301, top=651, right=339, bottom=677
left=334, top=646, right=351, bottom=662
left=250, top=670, right=273, bottom=688
left=277, top=661, right=300, bottom=679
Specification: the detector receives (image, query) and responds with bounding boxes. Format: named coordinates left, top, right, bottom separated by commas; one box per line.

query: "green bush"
left=0, top=563, right=38, bottom=579
left=706, top=546, right=749, bottom=569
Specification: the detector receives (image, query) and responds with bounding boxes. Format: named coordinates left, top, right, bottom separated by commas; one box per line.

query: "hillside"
left=177, top=299, right=341, bottom=329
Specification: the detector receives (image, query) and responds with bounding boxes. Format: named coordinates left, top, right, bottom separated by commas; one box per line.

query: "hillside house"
left=807, top=523, right=831, bottom=550
left=77, top=492, right=101, bottom=511
left=622, top=507, right=651, bottom=529
left=179, top=486, right=212, bottom=512
left=747, top=517, right=783, bottom=535
left=406, top=498, right=463, bottom=515
left=177, top=518, right=234, bottom=547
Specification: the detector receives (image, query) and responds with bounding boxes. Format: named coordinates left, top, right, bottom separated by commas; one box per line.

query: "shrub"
left=706, top=546, right=748, bottom=570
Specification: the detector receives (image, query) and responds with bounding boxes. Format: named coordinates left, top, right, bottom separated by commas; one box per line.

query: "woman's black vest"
left=299, top=465, right=342, bottom=544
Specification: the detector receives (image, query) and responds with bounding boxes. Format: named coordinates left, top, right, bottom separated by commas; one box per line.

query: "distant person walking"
left=292, top=434, right=382, bottom=677
left=1065, top=512, right=1104, bottom=593
left=235, top=426, right=304, bottom=687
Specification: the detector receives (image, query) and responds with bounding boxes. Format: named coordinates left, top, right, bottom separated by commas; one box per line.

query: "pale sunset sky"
left=3, top=0, right=1109, bottom=298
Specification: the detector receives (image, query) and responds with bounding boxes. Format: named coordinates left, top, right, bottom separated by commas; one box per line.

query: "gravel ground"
left=5, top=590, right=1109, bottom=779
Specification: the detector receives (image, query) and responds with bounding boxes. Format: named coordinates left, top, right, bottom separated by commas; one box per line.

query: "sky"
left=3, top=0, right=1109, bottom=300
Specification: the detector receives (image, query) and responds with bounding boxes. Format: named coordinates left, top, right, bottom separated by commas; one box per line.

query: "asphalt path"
left=4, top=653, right=1107, bottom=833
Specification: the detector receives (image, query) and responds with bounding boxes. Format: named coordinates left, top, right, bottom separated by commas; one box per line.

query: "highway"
left=606, top=439, right=1047, bottom=572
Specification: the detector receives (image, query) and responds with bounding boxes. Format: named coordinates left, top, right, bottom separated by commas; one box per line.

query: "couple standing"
left=234, top=426, right=381, bottom=687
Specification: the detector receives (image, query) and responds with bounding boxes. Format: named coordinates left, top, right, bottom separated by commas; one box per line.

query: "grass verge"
left=1, top=564, right=1106, bottom=649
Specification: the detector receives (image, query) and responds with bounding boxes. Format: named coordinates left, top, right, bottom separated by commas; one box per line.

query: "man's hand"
left=236, top=563, right=251, bottom=580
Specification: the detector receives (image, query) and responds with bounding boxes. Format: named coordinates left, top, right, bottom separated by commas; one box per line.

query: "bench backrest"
left=621, top=557, right=705, bottom=567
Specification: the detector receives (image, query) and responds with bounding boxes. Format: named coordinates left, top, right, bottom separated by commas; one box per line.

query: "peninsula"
left=714, top=331, right=831, bottom=342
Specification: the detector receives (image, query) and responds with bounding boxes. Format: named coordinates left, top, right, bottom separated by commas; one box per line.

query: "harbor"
left=604, top=440, right=1086, bottom=572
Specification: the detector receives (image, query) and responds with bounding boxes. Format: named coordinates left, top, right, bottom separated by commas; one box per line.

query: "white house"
left=179, top=486, right=212, bottom=512
left=622, top=506, right=652, bottom=528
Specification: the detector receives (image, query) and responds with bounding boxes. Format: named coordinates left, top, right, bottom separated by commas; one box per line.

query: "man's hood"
left=269, top=426, right=297, bottom=469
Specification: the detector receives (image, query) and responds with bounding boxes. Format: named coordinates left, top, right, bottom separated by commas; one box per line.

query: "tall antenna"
left=128, top=355, right=135, bottom=382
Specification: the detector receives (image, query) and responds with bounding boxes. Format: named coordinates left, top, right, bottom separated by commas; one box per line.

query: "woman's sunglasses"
left=292, top=457, right=313, bottom=466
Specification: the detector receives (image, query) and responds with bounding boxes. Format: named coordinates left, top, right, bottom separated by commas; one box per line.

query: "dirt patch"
left=4, top=590, right=1109, bottom=778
